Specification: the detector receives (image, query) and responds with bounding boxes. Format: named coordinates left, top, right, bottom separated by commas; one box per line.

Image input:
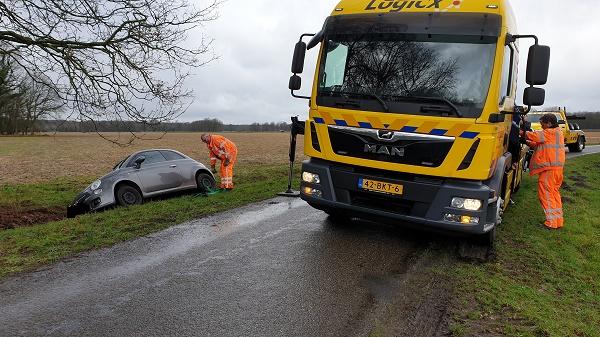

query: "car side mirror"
left=134, top=156, right=146, bottom=169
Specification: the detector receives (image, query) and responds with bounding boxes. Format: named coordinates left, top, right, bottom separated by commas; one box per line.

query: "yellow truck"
left=528, top=108, right=586, bottom=153
left=287, top=0, right=550, bottom=245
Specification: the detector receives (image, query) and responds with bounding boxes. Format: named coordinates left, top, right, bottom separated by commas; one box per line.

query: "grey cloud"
left=181, top=0, right=600, bottom=123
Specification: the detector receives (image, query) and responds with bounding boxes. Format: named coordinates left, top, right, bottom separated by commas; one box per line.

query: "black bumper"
left=300, top=159, right=498, bottom=235
left=66, top=191, right=101, bottom=218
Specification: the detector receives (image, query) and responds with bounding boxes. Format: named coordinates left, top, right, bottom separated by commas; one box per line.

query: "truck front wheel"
left=568, top=137, right=585, bottom=153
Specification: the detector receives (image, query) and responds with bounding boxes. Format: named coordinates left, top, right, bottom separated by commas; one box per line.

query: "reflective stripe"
left=537, top=130, right=545, bottom=143
left=555, top=129, right=561, bottom=164
left=536, top=144, right=563, bottom=150
left=546, top=214, right=563, bottom=220
left=544, top=208, right=563, bottom=214
left=531, top=162, right=564, bottom=169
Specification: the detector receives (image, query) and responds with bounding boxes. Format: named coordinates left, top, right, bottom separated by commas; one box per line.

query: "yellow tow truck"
left=286, top=0, right=551, bottom=245
left=528, top=108, right=586, bottom=153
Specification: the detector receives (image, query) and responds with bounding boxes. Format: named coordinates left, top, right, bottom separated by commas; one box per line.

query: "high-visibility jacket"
left=525, top=128, right=566, bottom=176
left=207, top=135, right=237, bottom=167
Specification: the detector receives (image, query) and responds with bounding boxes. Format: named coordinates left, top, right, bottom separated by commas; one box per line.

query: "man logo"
left=378, top=130, right=394, bottom=140
left=364, top=144, right=405, bottom=157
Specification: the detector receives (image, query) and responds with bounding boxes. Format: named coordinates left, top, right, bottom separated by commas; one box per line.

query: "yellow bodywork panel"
left=331, top=0, right=513, bottom=17
left=304, top=0, right=520, bottom=182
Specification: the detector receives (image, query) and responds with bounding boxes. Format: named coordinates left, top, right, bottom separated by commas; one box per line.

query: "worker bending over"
left=521, top=114, right=566, bottom=229
left=201, top=134, right=238, bottom=190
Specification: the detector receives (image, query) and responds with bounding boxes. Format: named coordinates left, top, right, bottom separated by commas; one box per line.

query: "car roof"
left=128, top=149, right=191, bottom=158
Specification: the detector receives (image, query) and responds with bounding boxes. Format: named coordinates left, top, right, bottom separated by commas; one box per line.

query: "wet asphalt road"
left=0, top=198, right=452, bottom=337
left=567, top=144, right=600, bottom=159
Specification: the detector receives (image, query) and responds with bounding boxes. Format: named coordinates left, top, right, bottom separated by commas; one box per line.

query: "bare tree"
left=19, top=76, right=64, bottom=134
left=0, top=0, right=220, bottom=142
left=343, top=40, right=458, bottom=98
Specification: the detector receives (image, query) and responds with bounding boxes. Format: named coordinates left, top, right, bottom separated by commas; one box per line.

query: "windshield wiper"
left=384, top=95, right=463, bottom=118
left=322, top=91, right=389, bottom=112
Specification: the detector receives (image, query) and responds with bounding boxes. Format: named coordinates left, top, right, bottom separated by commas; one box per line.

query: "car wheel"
left=116, top=185, right=142, bottom=206
left=568, top=137, right=585, bottom=153
left=196, top=173, right=217, bottom=193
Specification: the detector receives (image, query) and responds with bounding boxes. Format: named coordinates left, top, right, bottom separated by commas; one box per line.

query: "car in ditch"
left=67, top=149, right=217, bottom=217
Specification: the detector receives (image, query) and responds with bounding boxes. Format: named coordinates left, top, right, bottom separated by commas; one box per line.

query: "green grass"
left=451, top=154, right=600, bottom=337
left=0, top=176, right=91, bottom=209
left=0, top=164, right=298, bottom=278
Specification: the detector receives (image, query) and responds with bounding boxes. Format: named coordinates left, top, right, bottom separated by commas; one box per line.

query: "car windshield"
left=113, top=156, right=129, bottom=170
left=529, top=113, right=565, bottom=124
left=317, top=34, right=497, bottom=118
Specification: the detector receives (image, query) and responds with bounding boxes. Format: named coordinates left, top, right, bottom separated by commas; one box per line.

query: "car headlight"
left=451, top=197, right=482, bottom=211
left=90, top=180, right=102, bottom=191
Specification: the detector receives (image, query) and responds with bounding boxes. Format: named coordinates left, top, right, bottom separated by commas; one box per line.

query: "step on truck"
left=287, top=0, right=550, bottom=245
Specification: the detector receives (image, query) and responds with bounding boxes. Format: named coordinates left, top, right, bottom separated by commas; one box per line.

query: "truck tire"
left=568, top=137, right=585, bottom=153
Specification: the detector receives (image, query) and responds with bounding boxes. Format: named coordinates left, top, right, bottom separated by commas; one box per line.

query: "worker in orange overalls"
left=201, top=134, right=238, bottom=190
left=521, top=114, right=566, bottom=229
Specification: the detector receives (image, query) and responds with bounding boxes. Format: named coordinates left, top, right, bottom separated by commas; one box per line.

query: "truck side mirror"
left=291, top=41, right=307, bottom=74
left=526, top=45, right=550, bottom=86
left=289, top=75, right=301, bottom=91
left=523, top=87, right=545, bottom=106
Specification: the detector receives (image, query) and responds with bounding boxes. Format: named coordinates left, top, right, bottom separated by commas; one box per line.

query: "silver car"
left=67, top=149, right=216, bottom=217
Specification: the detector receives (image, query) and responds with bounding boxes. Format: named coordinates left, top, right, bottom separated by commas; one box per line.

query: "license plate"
left=358, top=178, right=404, bottom=196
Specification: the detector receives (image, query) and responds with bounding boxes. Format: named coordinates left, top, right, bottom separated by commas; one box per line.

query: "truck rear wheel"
left=568, top=137, right=585, bottom=153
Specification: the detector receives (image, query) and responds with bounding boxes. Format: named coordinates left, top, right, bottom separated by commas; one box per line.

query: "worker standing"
left=201, top=134, right=238, bottom=190
left=521, top=114, right=566, bottom=229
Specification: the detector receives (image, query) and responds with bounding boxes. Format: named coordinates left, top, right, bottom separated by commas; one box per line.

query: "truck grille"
left=328, top=126, right=454, bottom=167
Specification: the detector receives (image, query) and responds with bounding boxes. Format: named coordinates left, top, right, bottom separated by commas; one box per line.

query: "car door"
left=129, top=151, right=183, bottom=194
left=160, top=150, right=195, bottom=188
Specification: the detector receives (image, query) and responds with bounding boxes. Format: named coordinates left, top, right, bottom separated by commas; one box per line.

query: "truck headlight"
left=302, top=172, right=321, bottom=184
left=451, top=197, right=482, bottom=211
left=90, top=180, right=102, bottom=191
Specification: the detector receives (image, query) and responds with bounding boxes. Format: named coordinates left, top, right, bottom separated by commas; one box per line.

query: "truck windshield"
left=317, top=34, right=497, bottom=118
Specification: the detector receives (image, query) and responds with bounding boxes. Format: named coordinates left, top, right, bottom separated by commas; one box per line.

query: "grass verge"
left=0, top=164, right=297, bottom=279
left=450, top=154, right=600, bottom=337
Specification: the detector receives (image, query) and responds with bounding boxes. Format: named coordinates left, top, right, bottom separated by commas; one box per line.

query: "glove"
left=224, top=159, right=230, bottom=167
left=211, top=165, right=217, bottom=173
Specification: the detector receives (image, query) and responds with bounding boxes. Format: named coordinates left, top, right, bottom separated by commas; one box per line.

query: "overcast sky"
left=184, top=0, right=600, bottom=123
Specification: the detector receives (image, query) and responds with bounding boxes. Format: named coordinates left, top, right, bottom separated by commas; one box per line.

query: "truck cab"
left=288, top=0, right=550, bottom=244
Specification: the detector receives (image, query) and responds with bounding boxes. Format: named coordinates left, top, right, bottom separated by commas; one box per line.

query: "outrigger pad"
left=277, top=191, right=301, bottom=198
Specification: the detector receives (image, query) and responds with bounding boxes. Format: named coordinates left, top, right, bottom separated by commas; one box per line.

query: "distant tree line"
left=0, top=58, right=63, bottom=135
left=34, top=118, right=291, bottom=133
left=572, top=112, right=600, bottom=130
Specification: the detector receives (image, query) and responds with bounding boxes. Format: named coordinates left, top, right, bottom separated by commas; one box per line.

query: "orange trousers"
left=538, top=169, right=564, bottom=229
left=219, top=156, right=236, bottom=189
